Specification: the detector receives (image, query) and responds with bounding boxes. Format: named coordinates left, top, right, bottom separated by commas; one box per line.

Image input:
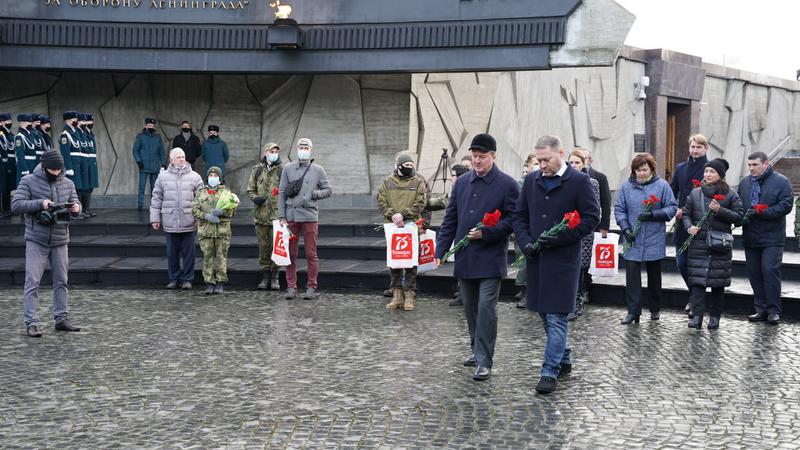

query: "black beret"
left=144, top=117, right=156, bottom=125
left=63, top=111, right=78, bottom=121
left=469, top=133, right=497, bottom=153
left=16, top=113, right=32, bottom=122
left=0, top=113, right=11, bottom=121
left=208, top=125, right=220, bottom=132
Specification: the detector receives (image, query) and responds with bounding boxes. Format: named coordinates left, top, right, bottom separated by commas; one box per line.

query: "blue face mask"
left=208, top=177, right=220, bottom=187
left=297, top=149, right=311, bottom=160
left=267, top=153, right=279, bottom=163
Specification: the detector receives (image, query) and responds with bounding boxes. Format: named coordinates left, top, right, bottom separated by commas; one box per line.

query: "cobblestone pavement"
left=1, top=288, right=800, bottom=449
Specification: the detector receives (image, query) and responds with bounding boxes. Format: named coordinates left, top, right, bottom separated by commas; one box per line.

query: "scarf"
left=750, top=166, right=772, bottom=206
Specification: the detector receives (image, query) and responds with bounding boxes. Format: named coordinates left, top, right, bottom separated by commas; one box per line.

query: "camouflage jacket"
left=191, top=185, right=238, bottom=239
left=246, top=160, right=282, bottom=225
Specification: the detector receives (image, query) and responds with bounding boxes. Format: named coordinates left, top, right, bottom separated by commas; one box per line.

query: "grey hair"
left=169, top=147, right=185, bottom=159
left=534, top=135, right=563, bottom=151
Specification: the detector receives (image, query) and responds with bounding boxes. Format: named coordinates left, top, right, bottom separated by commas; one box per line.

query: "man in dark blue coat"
left=670, top=134, right=709, bottom=313
left=133, top=117, right=166, bottom=210
left=513, top=135, right=599, bottom=394
left=738, top=151, right=794, bottom=324
left=434, top=133, right=519, bottom=382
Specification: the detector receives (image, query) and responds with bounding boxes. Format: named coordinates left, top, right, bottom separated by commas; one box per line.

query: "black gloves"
left=522, top=242, right=540, bottom=258
left=638, top=211, right=654, bottom=222
left=623, top=229, right=635, bottom=243
left=252, top=196, right=266, bottom=206
left=136, top=161, right=144, bottom=170
left=538, top=234, right=558, bottom=248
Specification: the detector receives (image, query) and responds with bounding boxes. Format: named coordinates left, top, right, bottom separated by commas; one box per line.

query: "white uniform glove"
left=66, top=169, right=75, bottom=176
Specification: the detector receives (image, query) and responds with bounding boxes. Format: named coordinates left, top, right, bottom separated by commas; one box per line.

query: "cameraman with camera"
left=11, top=150, right=82, bottom=338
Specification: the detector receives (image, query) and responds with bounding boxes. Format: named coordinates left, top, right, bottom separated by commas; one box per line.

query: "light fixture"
left=634, top=76, right=649, bottom=100
left=267, top=1, right=303, bottom=49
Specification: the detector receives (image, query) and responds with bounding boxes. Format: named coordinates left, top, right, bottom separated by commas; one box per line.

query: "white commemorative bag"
left=588, top=232, right=619, bottom=277
left=384, top=222, right=419, bottom=269
left=417, top=229, right=437, bottom=273
left=270, top=219, right=292, bottom=266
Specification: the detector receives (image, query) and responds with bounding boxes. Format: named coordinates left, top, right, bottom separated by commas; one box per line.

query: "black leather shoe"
left=748, top=312, right=768, bottom=322
left=55, top=319, right=81, bottom=332
left=214, top=283, right=224, bottom=295
left=516, top=298, right=527, bottom=309
left=688, top=316, right=702, bottom=329
left=767, top=313, right=780, bottom=325
left=463, top=355, right=477, bottom=367
left=448, top=297, right=463, bottom=307
left=621, top=314, right=640, bottom=325
left=535, top=376, right=557, bottom=394
left=26, top=325, right=42, bottom=338
left=684, top=303, right=691, bottom=313
left=707, top=316, right=720, bottom=329
left=557, top=363, right=572, bottom=379
left=650, top=311, right=660, bottom=321
left=205, top=284, right=216, bottom=295
left=473, top=366, right=491, bottom=381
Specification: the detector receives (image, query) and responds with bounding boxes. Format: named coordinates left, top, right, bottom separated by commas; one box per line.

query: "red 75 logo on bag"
left=595, top=244, right=615, bottom=268
left=391, top=233, right=413, bottom=259
left=274, top=231, right=288, bottom=257
left=419, top=239, right=434, bottom=264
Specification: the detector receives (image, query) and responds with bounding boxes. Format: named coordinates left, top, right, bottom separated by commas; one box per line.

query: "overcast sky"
left=614, top=0, right=798, bottom=81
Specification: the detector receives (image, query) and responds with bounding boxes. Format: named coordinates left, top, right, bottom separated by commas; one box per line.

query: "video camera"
left=35, top=202, right=74, bottom=226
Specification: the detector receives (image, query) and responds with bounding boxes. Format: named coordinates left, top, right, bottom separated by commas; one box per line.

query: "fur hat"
left=144, top=117, right=156, bottom=125
left=208, top=125, right=220, bottom=132
left=63, top=111, right=78, bottom=121
left=469, top=133, right=497, bottom=152
left=16, top=113, right=32, bottom=122
left=0, top=113, right=11, bottom=121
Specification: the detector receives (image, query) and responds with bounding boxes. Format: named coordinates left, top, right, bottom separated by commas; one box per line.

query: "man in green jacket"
left=377, top=152, right=427, bottom=311
left=247, top=143, right=283, bottom=290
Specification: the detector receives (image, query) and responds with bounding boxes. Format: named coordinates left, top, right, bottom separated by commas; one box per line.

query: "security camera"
left=640, top=76, right=650, bottom=87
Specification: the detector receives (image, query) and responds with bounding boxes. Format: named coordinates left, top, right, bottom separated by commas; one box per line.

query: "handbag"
left=284, top=160, right=313, bottom=198
left=706, top=229, right=733, bottom=251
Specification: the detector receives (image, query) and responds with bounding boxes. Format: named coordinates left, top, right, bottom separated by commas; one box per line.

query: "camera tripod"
left=430, top=147, right=452, bottom=195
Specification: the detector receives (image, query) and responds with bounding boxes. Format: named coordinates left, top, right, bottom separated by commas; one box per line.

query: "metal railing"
left=768, top=135, right=793, bottom=166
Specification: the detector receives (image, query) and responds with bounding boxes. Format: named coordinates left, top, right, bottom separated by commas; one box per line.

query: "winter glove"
left=623, top=229, right=636, bottom=243
left=211, top=208, right=224, bottom=217
left=204, top=213, right=220, bottom=224
left=538, top=234, right=559, bottom=248
left=136, top=161, right=144, bottom=170
left=637, top=211, right=654, bottom=222
left=65, top=169, right=75, bottom=176
left=522, top=242, right=540, bottom=258
left=252, top=196, right=266, bottom=206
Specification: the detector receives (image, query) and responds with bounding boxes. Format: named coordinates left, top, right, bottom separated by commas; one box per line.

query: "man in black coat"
left=434, top=133, right=519, bottom=382
left=513, top=135, right=599, bottom=394
left=171, top=120, right=202, bottom=170
left=670, top=134, right=709, bottom=313
left=738, top=151, right=794, bottom=324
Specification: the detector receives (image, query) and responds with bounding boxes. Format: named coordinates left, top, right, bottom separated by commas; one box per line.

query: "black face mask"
left=181, top=127, right=191, bottom=133
left=43, top=126, right=50, bottom=132
left=25, top=124, right=33, bottom=131
left=87, top=124, right=93, bottom=130
left=147, top=128, right=155, bottom=134
left=45, top=171, right=60, bottom=182
left=398, top=166, right=414, bottom=178
left=70, top=120, right=78, bottom=127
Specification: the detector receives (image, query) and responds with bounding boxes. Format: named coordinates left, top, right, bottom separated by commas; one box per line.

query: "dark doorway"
left=666, top=100, right=692, bottom=182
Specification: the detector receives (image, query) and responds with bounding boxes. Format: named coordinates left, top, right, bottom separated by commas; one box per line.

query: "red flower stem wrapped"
left=440, top=209, right=501, bottom=262
left=511, top=210, right=580, bottom=268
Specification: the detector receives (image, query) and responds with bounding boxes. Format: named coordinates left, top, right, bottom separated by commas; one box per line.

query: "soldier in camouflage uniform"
left=377, top=152, right=427, bottom=311
left=247, top=143, right=283, bottom=290
left=191, top=166, right=238, bottom=295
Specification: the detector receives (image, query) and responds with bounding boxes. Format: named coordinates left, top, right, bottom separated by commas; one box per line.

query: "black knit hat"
left=469, top=133, right=497, bottom=153
left=41, top=150, right=65, bottom=171
left=704, top=158, right=729, bottom=179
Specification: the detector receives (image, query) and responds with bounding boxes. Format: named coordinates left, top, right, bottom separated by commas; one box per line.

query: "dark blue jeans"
left=165, top=231, right=196, bottom=283
left=745, top=246, right=784, bottom=315
left=539, top=313, right=572, bottom=379
left=138, top=171, right=158, bottom=208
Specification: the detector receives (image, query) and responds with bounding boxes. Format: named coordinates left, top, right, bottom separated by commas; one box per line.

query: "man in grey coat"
left=278, top=138, right=333, bottom=300
left=150, top=148, right=204, bottom=290
left=12, top=150, right=82, bottom=337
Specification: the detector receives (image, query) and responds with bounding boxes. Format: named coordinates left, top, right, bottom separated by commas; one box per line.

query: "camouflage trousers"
left=199, top=237, right=231, bottom=284
left=390, top=267, right=417, bottom=291
left=255, top=223, right=278, bottom=271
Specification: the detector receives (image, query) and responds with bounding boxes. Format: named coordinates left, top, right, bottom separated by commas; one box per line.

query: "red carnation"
left=481, top=209, right=502, bottom=227
left=415, top=218, right=426, bottom=230
left=564, top=210, right=581, bottom=230
left=271, top=188, right=279, bottom=197
left=692, top=179, right=702, bottom=188
left=713, top=194, right=725, bottom=201
left=642, top=194, right=659, bottom=206
left=753, top=203, right=768, bottom=214
left=208, top=189, right=217, bottom=195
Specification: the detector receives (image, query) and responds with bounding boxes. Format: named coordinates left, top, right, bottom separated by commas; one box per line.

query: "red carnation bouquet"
left=440, top=209, right=502, bottom=262
left=623, top=194, right=659, bottom=252
left=677, top=194, right=726, bottom=255
left=271, top=188, right=279, bottom=197
left=740, top=203, right=768, bottom=225
left=511, top=210, right=581, bottom=268
left=692, top=179, right=702, bottom=188
left=670, top=180, right=702, bottom=233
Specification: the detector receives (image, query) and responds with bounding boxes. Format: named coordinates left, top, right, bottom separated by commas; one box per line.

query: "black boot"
left=515, top=286, right=527, bottom=309
left=688, top=315, right=703, bottom=329
left=205, top=283, right=216, bottom=295
left=257, top=271, right=270, bottom=290
left=621, top=314, right=639, bottom=325
left=707, top=316, right=720, bottom=329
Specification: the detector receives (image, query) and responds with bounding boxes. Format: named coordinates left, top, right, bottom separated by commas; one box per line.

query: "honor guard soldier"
left=80, top=113, right=99, bottom=217
left=30, top=113, right=46, bottom=164
left=59, top=111, right=85, bottom=219
left=0, top=113, right=14, bottom=216
left=38, top=115, right=53, bottom=152
left=15, top=113, right=38, bottom=184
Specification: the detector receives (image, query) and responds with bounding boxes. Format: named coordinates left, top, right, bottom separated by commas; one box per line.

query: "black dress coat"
left=513, top=165, right=600, bottom=314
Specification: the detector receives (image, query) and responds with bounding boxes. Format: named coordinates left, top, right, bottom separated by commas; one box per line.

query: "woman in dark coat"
left=681, top=158, right=743, bottom=329
left=567, top=149, right=600, bottom=320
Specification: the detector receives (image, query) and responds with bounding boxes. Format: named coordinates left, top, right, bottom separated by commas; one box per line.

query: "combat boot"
left=257, top=271, right=270, bottom=290
left=403, top=289, right=415, bottom=311
left=270, top=270, right=281, bottom=290
left=386, top=288, right=404, bottom=310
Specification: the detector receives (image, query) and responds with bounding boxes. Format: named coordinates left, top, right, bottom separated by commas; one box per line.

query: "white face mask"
left=297, top=149, right=311, bottom=161
left=267, top=153, right=279, bottom=163
left=208, top=176, right=220, bottom=187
